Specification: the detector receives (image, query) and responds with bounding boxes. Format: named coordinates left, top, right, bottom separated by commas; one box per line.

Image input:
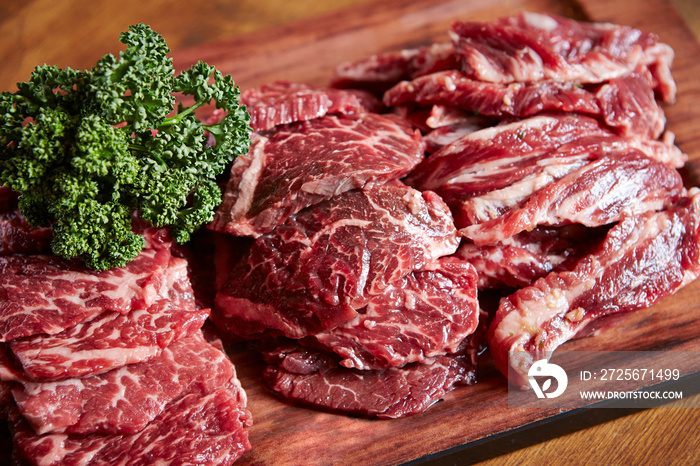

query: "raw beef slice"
left=240, top=80, right=382, bottom=131
left=8, top=387, right=251, bottom=466
left=210, top=113, right=425, bottom=237
left=0, top=228, right=174, bottom=341
left=11, top=331, right=235, bottom=435
left=6, top=257, right=208, bottom=381
left=489, top=191, right=700, bottom=388
left=451, top=12, right=676, bottom=102
left=214, top=183, right=459, bottom=339
left=309, top=257, right=480, bottom=370
left=261, top=336, right=480, bottom=419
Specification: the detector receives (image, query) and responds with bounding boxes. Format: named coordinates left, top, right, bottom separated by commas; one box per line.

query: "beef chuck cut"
left=308, top=256, right=480, bottom=370
left=214, top=183, right=459, bottom=340
left=11, top=330, right=236, bottom=436
left=240, top=81, right=382, bottom=131
left=452, top=12, right=676, bottom=102
left=5, top=257, right=209, bottom=381
left=489, top=191, right=700, bottom=388
left=456, top=224, right=610, bottom=290
left=383, top=66, right=666, bottom=139
left=8, top=386, right=251, bottom=466
left=209, top=113, right=425, bottom=237
left=405, top=115, right=685, bottom=242
left=460, top=149, right=683, bottom=245
left=260, top=335, right=480, bottom=419
left=406, top=115, right=684, bottom=207
left=0, top=229, right=175, bottom=341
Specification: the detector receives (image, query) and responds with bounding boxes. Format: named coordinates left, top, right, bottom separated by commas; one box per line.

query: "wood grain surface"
left=1, top=0, right=699, bottom=465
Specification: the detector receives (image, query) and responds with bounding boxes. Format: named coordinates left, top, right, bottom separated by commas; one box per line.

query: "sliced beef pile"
left=333, top=11, right=675, bottom=151
left=209, top=81, right=483, bottom=418
left=330, top=12, right=700, bottom=388
left=0, top=212, right=252, bottom=465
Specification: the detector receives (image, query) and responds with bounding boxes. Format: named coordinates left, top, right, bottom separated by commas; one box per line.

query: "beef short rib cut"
left=214, top=183, right=459, bottom=340
left=6, top=257, right=209, bottom=381
left=8, top=387, right=251, bottom=466
left=456, top=224, right=610, bottom=290
left=489, top=191, right=700, bottom=388
left=260, top=336, right=479, bottom=419
left=383, top=66, right=666, bottom=139
left=460, top=149, right=683, bottom=245
left=11, top=330, right=235, bottom=436
left=451, top=12, right=676, bottom=103
left=240, top=81, right=382, bottom=132
left=209, top=113, right=425, bottom=237
left=309, top=257, right=480, bottom=370
left=406, top=115, right=684, bottom=211
left=0, top=228, right=174, bottom=342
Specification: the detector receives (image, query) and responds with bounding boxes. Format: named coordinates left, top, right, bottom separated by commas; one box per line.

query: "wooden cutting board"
left=173, top=0, right=700, bottom=464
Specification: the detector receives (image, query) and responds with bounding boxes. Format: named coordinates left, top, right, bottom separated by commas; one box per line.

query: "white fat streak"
left=521, top=12, right=559, bottom=31
left=463, top=159, right=587, bottom=222
left=464, top=171, right=556, bottom=222
left=497, top=206, right=670, bottom=360
left=229, top=134, right=269, bottom=221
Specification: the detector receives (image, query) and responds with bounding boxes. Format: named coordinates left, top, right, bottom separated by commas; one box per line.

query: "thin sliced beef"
left=260, top=336, right=479, bottom=419
left=384, top=66, right=665, bottom=139
left=11, top=330, right=235, bottom=435
left=214, top=183, right=459, bottom=340
left=456, top=225, right=609, bottom=289
left=6, top=257, right=209, bottom=381
left=405, top=115, right=685, bottom=236
left=0, top=209, right=52, bottom=256
left=240, top=81, right=382, bottom=131
left=331, top=42, right=459, bottom=93
left=308, top=256, right=479, bottom=370
left=8, top=386, right=252, bottom=466
left=406, top=115, right=684, bottom=205
left=489, top=191, right=700, bottom=388
left=451, top=12, right=676, bottom=102
left=209, top=113, right=425, bottom=237
left=460, top=150, right=683, bottom=245
left=0, top=229, right=174, bottom=342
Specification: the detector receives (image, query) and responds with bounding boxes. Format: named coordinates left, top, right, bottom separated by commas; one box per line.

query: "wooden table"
left=1, top=1, right=699, bottom=464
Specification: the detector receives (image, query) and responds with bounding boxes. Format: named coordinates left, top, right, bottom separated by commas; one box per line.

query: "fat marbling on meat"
left=489, top=191, right=700, bottom=388
left=209, top=113, right=425, bottom=237
left=214, top=183, right=459, bottom=340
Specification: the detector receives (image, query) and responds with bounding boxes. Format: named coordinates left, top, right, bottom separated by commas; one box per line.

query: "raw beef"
left=0, top=229, right=174, bottom=341
left=489, top=191, right=700, bottom=388
left=383, top=66, right=666, bottom=139
left=214, top=183, right=459, bottom=339
left=240, top=81, right=382, bottom=131
left=459, top=150, right=683, bottom=245
left=6, top=257, right=209, bottom=381
left=451, top=12, right=676, bottom=102
left=405, top=115, right=685, bottom=235
left=8, top=386, right=251, bottom=466
left=261, top=335, right=479, bottom=419
left=406, top=115, right=684, bottom=205
left=209, top=113, right=425, bottom=237
left=460, top=150, right=683, bottom=245
left=309, top=256, right=480, bottom=370
left=331, top=42, right=459, bottom=93
left=11, top=330, right=235, bottom=435
left=456, top=225, right=609, bottom=289
left=0, top=209, right=52, bottom=256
